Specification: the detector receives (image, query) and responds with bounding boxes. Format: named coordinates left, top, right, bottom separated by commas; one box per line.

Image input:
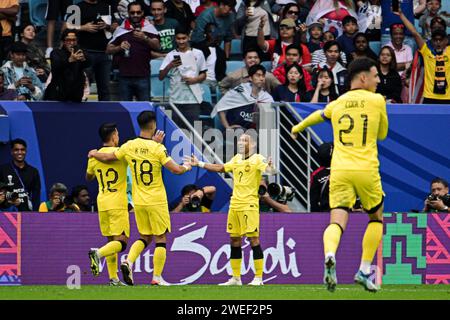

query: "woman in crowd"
left=272, top=63, right=313, bottom=102
left=20, top=24, right=50, bottom=83
left=347, top=32, right=379, bottom=64
left=310, top=67, right=338, bottom=103
left=376, top=46, right=403, bottom=103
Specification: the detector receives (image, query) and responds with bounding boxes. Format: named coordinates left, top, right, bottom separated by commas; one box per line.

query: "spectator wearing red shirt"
left=195, top=0, right=218, bottom=17
left=273, top=44, right=312, bottom=84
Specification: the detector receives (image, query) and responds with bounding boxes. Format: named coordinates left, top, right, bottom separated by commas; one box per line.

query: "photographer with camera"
left=0, top=182, right=19, bottom=212
left=172, top=184, right=216, bottom=213
left=259, top=178, right=292, bottom=213
left=310, top=142, right=333, bottom=212
left=38, top=183, right=81, bottom=213
left=422, top=177, right=450, bottom=213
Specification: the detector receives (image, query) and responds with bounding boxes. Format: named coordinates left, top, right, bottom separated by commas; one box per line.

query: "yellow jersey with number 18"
left=323, top=89, right=388, bottom=171
left=224, top=153, right=268, bottom=210
left=86, top=146, right=128, bottom=211
left=115, top=137, right=172, bottom=206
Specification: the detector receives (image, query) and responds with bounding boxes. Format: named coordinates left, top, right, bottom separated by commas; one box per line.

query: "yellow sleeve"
left=158, top=144, right=172, bottom=165
left=86, top=158, right=95, bottom=175
left=223, top=155, right=236, bottom=173
left=419, top=43, right=429, bottom=55
left=38, top=202, right=48, bottom=213
left=377, top=96, right=389, bottom=141
left=114, top=141, right=129, bottom=160
left=257, top=155, right=269, bottom=172
left=291, top=109, right=327, bottom=134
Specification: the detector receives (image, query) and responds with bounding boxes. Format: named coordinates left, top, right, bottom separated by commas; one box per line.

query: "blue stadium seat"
left=149, top=59, right=169, bottom=100
left=226, top=60, right=245, bottom=73
left=230, top=39, right=242, bottom=60
left=369, top=41, right=381, bottom=55
left=261, top=60, right=272, bottom=72
left=29, top=0, right=48, bottom=27
left=201, top=84, right=212, bottom=104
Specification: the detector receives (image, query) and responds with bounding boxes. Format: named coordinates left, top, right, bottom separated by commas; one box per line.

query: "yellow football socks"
left=253, top=259, right=264, bottom=278
left=361, top=221, right=383, bottom=264
left=323, top=223, right=343, bottom=257
left=230, top=259, right=242, bottom=278
left=98, top=240, right=122, bottom=258
left=106, top=254, right=118, bottom=280
left=153, top=246, right=167, bottom=277
left=127, top=240, right=146, bottom=264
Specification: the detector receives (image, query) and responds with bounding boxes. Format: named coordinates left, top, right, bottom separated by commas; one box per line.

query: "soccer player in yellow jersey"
left=88, top=111, right=192, bottom=286
left=186, top=133, right=276, bottom=286
left=86, top=123, right=129, bottom=286
left=291, top=58, right=388, bottom=292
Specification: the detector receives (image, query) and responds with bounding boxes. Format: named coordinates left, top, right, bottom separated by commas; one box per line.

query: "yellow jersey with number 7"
left=323, top=89, right=388, bottom=171
left=115, top=137, right=172, bottom=206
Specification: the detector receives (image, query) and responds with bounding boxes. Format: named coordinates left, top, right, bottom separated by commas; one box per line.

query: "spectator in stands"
left=236, top=0, right=275, bottom=60
left=397, top=8, right=450, bottom=104
left=376, top=46, right=403, bottom=103
left=20, top=24, right=50, bottom=83
left=0, top=71, right=17, bottom=100
left=419, top=0, right=450, bottom=41
left=272, top=1, right=309, bottom=24
left=310, top=67, right=338, bottom=103
left=259, top=178, right=291, bottom=213
left=309, top=142, right=333, bottom=212
left=71, top=0, right=118, bottom=101
left=415, top=0, right=428, bottom=17
left=347, top=32, right=379, bottom=64
left=45, top=0, right=71, bottom=58
left=191, top=0, right=236, bottom=59
left=272, top=63, right=313, bottom=102
left=159, top=26, right=207, bottom=126
left=219, top=48, right=280, bottom=95
left=165, top=0, right=196, bottom=32
left=172, top=184, right=216, bottom=212
left=0, top=138, right=41, bottom=211
left=386, top=23, right=413, bottom=76
left=1, top=42, right=44, bottom=101
left=0, top=1, right=19, bottom=65
left=106, top=1, right=160, bottom=101
left=195, top=0, right=218, bottom=17
left=212, top=64, right=274, bottom=130
left=306, top=0, right=358, bottom=35
left=422, top=177, right=450, bottom=213
left=311, top=39, right=348, bottom=70
left=257, top=18, right=312, bottom=71
left=0, top=182, right=19, bottom=212
left=192, top=22, right=227, bottom=90
left=45, top=30, right=90, bottom=102
left=323, top=30, right=337, bottom=42
left=71, top=185, right=93, bottom=212
left=273, top=44, right=310, bottom=84
left=115, top=0, right=152, bottom=21
left=336, top=15, right=359, bottom=59
left=356, top=0, right=382, bottom=41
left=39, top=183, right=81, bottom=213
left=307, top=22, right=324, bottom=54
left=316, top=40, right=348, bottom=95
left=150, top=0, right=179, bottom=59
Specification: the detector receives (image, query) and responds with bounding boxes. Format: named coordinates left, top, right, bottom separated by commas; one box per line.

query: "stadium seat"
left=29, top=0, right=48, bottom=27
left=201, top=84, right=212, bottom=104
left=150, top=59, right=169, bottom=101
left=226, top=61, right=245, bottom=74
left=261, top=60, right=272, bottom=72
left=230, top=39, right=242, bottom=60
left=369, top=41, right=381, bottom=55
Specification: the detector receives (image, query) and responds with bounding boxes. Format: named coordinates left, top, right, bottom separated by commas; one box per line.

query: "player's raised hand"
left=152, top=130, right=165, bottom=143
left=290, top=132, right=298, bottom=140
left=88, top=149, right=98, bottom=158
left=185, top=153, right=199, bottom=166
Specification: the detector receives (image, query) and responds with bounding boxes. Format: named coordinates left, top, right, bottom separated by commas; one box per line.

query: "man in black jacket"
left=309, top=142, right=333, bottom=212
left=0, top=138, right=41, bottom=211
left=45, top=29, right=91, bottom=102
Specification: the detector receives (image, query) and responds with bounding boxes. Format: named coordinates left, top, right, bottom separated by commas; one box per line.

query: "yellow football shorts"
left=98, top=209, right=130, bottom=237
left=227, top=208, right=260, bottom=237
left=329, top=170, right=384, bottom=212
left=134, top=204, right=171, bottom=236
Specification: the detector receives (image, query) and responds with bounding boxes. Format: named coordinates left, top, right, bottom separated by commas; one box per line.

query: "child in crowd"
left=336, top=15, right=359, bottom=58
left=307, top=22, right=324, bottom=53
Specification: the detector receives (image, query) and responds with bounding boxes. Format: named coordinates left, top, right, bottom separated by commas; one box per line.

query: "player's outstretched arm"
left=291, top=109, right=327, bottom=139
left=164, top=159, right=192, bottom=175
left=87, top=149, right=118, bottom=162
left=185, top=154, right=225, bottom=173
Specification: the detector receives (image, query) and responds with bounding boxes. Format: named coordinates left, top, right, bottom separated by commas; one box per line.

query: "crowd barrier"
left=0, top=212, right=448, bottom=286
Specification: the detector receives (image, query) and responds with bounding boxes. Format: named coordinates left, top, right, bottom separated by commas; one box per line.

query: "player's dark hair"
left=98, top=123, right=117, bottom=143
left=181, top=184, right=199, bottom=196
left=342, top=15, right=357, bottom=27
left=431, top=177, right=449, bottom=188
left=248, top=64, right=266, bottom=77
left=10, top=138, right=27, bottom=149
left=137, top=110, right=156, bottom=129
left=127, top=1, right=142, bottom=12
left=347, top=57, right=377, bottom=83
left=71, top=185, right=89, bottom=199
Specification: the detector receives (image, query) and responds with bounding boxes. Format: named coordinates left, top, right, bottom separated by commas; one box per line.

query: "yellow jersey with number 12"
left=224, top=153, right=268, bottom=210
left=323, top=89, right=388, bottom=171
left=86, top=146, right=128, bottom=211
left=115, top=137, right=172, bottom=206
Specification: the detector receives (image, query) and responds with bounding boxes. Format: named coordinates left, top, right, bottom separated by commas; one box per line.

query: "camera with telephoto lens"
left=267, top=183, right=296, bottom=204
left=427, top=193, right=450, bottom=203
left=6, top=191, right=19, bottom=202
left=190, top=196, right=201, bottom=209
left=258, top=185, right=267, bottom=196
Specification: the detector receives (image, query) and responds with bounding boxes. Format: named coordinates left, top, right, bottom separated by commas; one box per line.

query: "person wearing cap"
left=396, top=7, right=450, bottom=104
left=385, top=23, right=413, bottom=76
left=0, top=42, right=44, bottom=101
left=307, top=22, right=324, bottom=53
left=257, top=17, right=312, bottom=71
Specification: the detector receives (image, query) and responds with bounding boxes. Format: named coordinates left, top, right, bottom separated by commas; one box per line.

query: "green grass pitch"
left=0, top=284, right=449, bottom=300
